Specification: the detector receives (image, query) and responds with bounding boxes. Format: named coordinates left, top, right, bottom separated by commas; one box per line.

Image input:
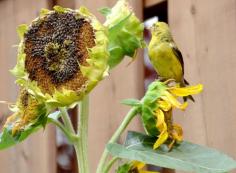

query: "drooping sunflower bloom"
left=141, top=80, right=203, bottom=150
left=3, top=89, right=47, bottom=135
left=117, top=161, right=159, bottom=173
left=102, top=0, right=144, bottom=68
left=12, top=6, right=109, bottom=108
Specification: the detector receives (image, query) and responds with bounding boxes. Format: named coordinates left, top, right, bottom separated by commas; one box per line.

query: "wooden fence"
left=0, top=0, right=236, bottom=173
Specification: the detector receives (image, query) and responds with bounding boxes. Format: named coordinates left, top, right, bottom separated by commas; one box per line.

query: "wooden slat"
left=0, top=0, right=56, bottom=173
left=169, top=0, right=236, bottom=172
left=168, top=0, right=208, bottom=147
left=75, top=0, right=144, bottom=172
left=144, top=0, right=166, bottom=8
left=55, top=0, right=75, bottom=8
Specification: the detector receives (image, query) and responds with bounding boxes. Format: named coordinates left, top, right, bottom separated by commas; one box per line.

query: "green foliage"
left=107, top=131, right=236, bottom=173
left=107, top=13, right=133, bottom=68
left=103, top=0, right=144, bottom=69
left=0, top=111, right=60, bottom=150
left=116, top=163, right=131, bottom=173
left=0, top=125, right=40, bottom=150
left=121, top=99, right=141, bottom=107
left=141, top=80, right=166, bottom=136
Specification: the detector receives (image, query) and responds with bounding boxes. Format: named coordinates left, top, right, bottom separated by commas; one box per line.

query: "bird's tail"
left=181, top=79, right=195, bottom=102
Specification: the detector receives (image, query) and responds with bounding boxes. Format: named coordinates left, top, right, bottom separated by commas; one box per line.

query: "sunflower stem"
left=96, top=106, right=140, bottom=173
left=74, top=95, right=90, bottom=173
left=104, top=157, right=119, bottom=173
left=59, top=107, right=75, bottom=134
left=48, top=117, right=78, bottom=143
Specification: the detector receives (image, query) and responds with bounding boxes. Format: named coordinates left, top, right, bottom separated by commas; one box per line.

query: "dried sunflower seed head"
left=12, top=6, right=109, bottom=108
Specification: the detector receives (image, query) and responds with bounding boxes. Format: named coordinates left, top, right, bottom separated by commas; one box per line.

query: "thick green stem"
left=59, top=102, right=90, bottom=173
left=74, top=95, right=90, bottom=173
left=96, top=106, right=140, bottom=173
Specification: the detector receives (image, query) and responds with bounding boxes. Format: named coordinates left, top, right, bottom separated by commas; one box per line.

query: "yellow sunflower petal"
left=131, top=161, right=160, bottom=173
left=169, top=84, right=203, bottom=97
left=155, top=109, right=165, bottom=128
left=132, top=161, right=145, bottom=170
left=158, top=100, right=172, bottom=112
left=153, top=129, right=168, bottom=149
left=161, top=91, right=188, bottom=110
left=153, top=109, right=169, bottom=149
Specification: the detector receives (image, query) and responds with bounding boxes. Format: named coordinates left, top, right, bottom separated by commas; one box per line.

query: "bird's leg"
left=163, top=78, right=176, bottom=85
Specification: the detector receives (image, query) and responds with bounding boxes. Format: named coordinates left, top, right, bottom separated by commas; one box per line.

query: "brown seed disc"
left=24, top=11, right=95, bottom=94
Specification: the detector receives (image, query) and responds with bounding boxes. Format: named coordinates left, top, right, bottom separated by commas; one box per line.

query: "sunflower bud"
left=3, top=89, right=47, bottom=135
left=11, top=6, right=109, bottom=108
left=141, top=80, right=203, bottom=149
left=102, top=0, right=144, bottom=68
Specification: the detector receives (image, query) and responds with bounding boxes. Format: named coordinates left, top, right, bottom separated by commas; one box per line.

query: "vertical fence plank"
left=75, top=1, right=144, bottom=172
left=169, top=0, right=236, bottom=172
left=0, top=0, right=56, bottom=173
left=168, top=0, right=208, bottom=147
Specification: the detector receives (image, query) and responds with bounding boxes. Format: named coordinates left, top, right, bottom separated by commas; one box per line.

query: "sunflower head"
left=102, top=0, right=144, bottom=68
left=3, top=89, right=47, bottom=135
left=141, top=80, right=203, bottom=149
left=12, top=6, right=109, bottom=108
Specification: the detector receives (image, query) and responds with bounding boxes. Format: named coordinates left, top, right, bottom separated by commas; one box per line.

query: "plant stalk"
left=74, top=95, right=90, bottom=173
left=59, top=107, right=75, bottom=134
left=96, top=106, right=140, bottom=173
left=48, top=117, right=77, bottom=142
left=104, top=157, right=119, bottom=173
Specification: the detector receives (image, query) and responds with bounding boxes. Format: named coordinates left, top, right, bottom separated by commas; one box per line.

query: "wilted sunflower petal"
left=153, top=109, right=168, bottom=149
left=158, top=100, right=171, bottom=112
left=169, top=84, right=203, bottom=97
left=155, top=109, right=165, bottom=128
left=172, top=123, right=183, bottom=142
left=131, top=161, right=145, bottom=170
left=161, top=91, right=188, bottom=110
left=130, top=161, right=160, bottom=173
left=153, top=129, right=168, bottom=150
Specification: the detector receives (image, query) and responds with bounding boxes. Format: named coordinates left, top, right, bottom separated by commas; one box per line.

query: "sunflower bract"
left=103, top=0, right=144, bottom=69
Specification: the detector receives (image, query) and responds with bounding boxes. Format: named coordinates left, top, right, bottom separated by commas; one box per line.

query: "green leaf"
left=98, top=7, right=111, bottom=16
left=0, top=111, right=60, bottom=150
left=0, top=125, right=41, bottom=150
left=121, top=99, right=141, bottom=107
left=107, top=131, right=236, bottom=173
left=116, top=163, right=131, bottom=173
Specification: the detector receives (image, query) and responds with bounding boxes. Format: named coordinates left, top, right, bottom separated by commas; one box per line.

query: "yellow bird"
left=148, top=22, right=194, bottom=101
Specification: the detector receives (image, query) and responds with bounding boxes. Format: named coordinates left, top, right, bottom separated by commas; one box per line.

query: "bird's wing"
left=170, top=43, right=184, bottom=74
